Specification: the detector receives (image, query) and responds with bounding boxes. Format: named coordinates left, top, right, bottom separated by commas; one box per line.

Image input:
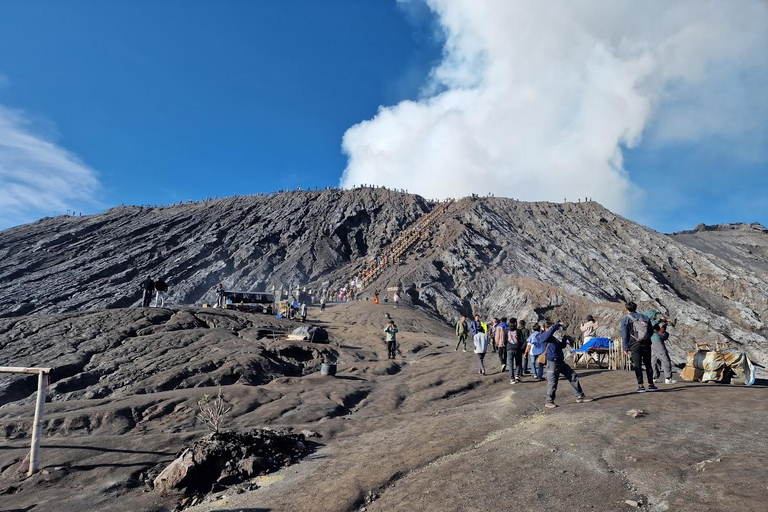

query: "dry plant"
left=197, top=388, right=232, bottom=433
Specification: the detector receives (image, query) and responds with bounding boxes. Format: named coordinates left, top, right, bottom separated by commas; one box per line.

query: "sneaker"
left=652, top=378, right=659, bottom=383
left=576, top=396, right=594, bottom=403
left=636, top=386, right=646, bottom=393
left=515, top=378, right=522, bottom=383
left=664, top=378, right=678, bottom=384
left=501, top=364, right=506, bottom=372
left=463, top=349, right=467, bottom=352
left=510, top=379, right=516, bottom=385
left=544, top=402, right=558, bottom=409
left=647, top=385, right=659, bottom=392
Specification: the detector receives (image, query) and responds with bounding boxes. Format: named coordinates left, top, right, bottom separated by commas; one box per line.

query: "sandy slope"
left=1, top=302, right=766, bottom=512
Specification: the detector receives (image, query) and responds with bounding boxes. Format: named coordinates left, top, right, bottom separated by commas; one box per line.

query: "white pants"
left=154, top=291, right=166, bottom=307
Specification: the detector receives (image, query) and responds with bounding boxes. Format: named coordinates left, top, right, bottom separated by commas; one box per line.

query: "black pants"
left=497, top=345, right=506, bottom=365
left=507, top=349, right=523, bottom=379
left=630, top=343, right=653, bottom=385
left=387, top=340, right=397, bottom=359
left=142, top=290, right=153, bottom=307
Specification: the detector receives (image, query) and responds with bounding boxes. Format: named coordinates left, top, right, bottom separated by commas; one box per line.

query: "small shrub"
left=197, top=388, right=232, bottom=433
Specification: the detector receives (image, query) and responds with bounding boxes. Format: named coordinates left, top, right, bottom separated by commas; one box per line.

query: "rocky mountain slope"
left=0, top=189, right=766, bottom=366
left=669, top=222, right=768, bottom=275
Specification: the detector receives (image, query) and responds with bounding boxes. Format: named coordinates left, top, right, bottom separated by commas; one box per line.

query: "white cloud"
left=341, top=0, right=768, bottom=214
left=0, top=104, right=100, bottom=229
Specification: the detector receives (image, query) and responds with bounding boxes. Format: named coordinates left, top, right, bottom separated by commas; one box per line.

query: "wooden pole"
left=29, top=370, right=48, bottom=476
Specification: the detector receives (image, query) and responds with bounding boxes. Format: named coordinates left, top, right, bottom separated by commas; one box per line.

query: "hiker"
left=494, top=317, right=509, bottom=371
left=384, top=320, right=398, bottom=359
left=640, top=308, right=677, bottom=384
left=154, top=278, right=168, bottom=307
left=518, top=320, right=530, bottom=374
left=473, top=324, right=489, bottom=375
left=320, top=297, right=326, bottom=312
left=300, top=302, right=308, bottom=323
left=393, top=292, right=400, bottom=308
left=374, top=291, right=380, bottom=305
left=468, top=314, right=485, bottom=337
left=621, top=302, right=657, bottom=392
left=215, top=283, right=225, bottom=308
left=580, top=315, right=598, bottom=346
left=506, top=318, right=525, bottom=384
left=524, top=323, right=545, bottom=380
left=455, top=316, right=469, bottom=352
left=541, top=321, right=593, bottom=408
left=651, top=322, right=677, bottom=384
left=140, top=276, right=155, bottom=307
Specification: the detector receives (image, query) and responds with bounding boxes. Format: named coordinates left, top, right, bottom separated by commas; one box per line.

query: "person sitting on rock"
left=541, top=321, right=593, bottom=408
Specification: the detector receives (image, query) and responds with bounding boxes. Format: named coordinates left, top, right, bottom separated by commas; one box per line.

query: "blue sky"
left=0, top=1, right=766, bottom=233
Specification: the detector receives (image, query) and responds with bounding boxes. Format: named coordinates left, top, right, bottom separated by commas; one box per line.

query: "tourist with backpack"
left=524, top=323, right=545, bottom=380
left=541, top=321, right=593, bottom=408
left=651, top=322, right=677, bottom=384
left=621, top=302, right=657, bottom=392
left=506, top=318, right=525, bottom=384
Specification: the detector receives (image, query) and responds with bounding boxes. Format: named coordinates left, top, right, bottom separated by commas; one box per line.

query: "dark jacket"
left=539, top=323, right=567, bottom=362
left=507, top=328, right=525, bottom=351
left=140, top=278, right=155, bottom=292
left=469, top=320, right=482, bottom=336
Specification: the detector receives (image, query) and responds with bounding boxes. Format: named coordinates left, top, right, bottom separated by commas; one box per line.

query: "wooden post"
left=0, top=366, right=51, bottom=476
left=29, top=370, right=48, bottom=476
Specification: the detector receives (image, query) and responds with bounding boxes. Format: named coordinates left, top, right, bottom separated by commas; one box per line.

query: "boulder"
left=153, top=448, right=195, bottom=493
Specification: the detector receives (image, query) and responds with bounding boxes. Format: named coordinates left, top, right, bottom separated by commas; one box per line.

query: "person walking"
left=215, top=283, right=225, bottom=308
left=473, top=326, right=489, bottom=375
left=621, top=302, right=657, bottom=393
left=518, top=320, right=531, bottom=374
left=140, top=276, right=155, bottom=307
left=506, top=318, right=525, bottom=384
left=384, top=320, right=398, bottom=359
left=300, top=302, right=308, bottom=323
left=468, top=314, right=484, bottom=337
left=580, top=315, right=598, bottom=346
left=494, top=317, right=509, bottom=371
left=320, top=297, right=326, bottom=312
left=541, top=321, right=593, bottom=408
left=651, top=322, right=677, bottom=384
left=524, top=323, right=545, bottom=380
left=455, top=316, right=469, bottom=352
left=393, top=292, right=400, bottom=308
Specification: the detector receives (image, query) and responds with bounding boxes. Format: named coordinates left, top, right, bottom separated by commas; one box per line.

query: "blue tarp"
left=572, top=337, right=612, bottom=353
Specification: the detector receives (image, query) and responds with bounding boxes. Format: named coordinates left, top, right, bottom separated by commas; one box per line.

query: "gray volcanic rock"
left=0, top=188, right=429, bottom=316
left=0, top=190, right=766, bottom=367
left=669, top=222, right=768, bottom=275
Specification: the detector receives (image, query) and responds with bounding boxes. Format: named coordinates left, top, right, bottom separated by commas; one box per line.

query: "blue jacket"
left=539, top=323, right=567, bottom=362
left=469, top=320, right=481, bottom=336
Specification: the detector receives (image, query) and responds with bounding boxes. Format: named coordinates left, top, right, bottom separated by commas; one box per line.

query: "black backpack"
left=155, top=279, right=168, bottom=292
